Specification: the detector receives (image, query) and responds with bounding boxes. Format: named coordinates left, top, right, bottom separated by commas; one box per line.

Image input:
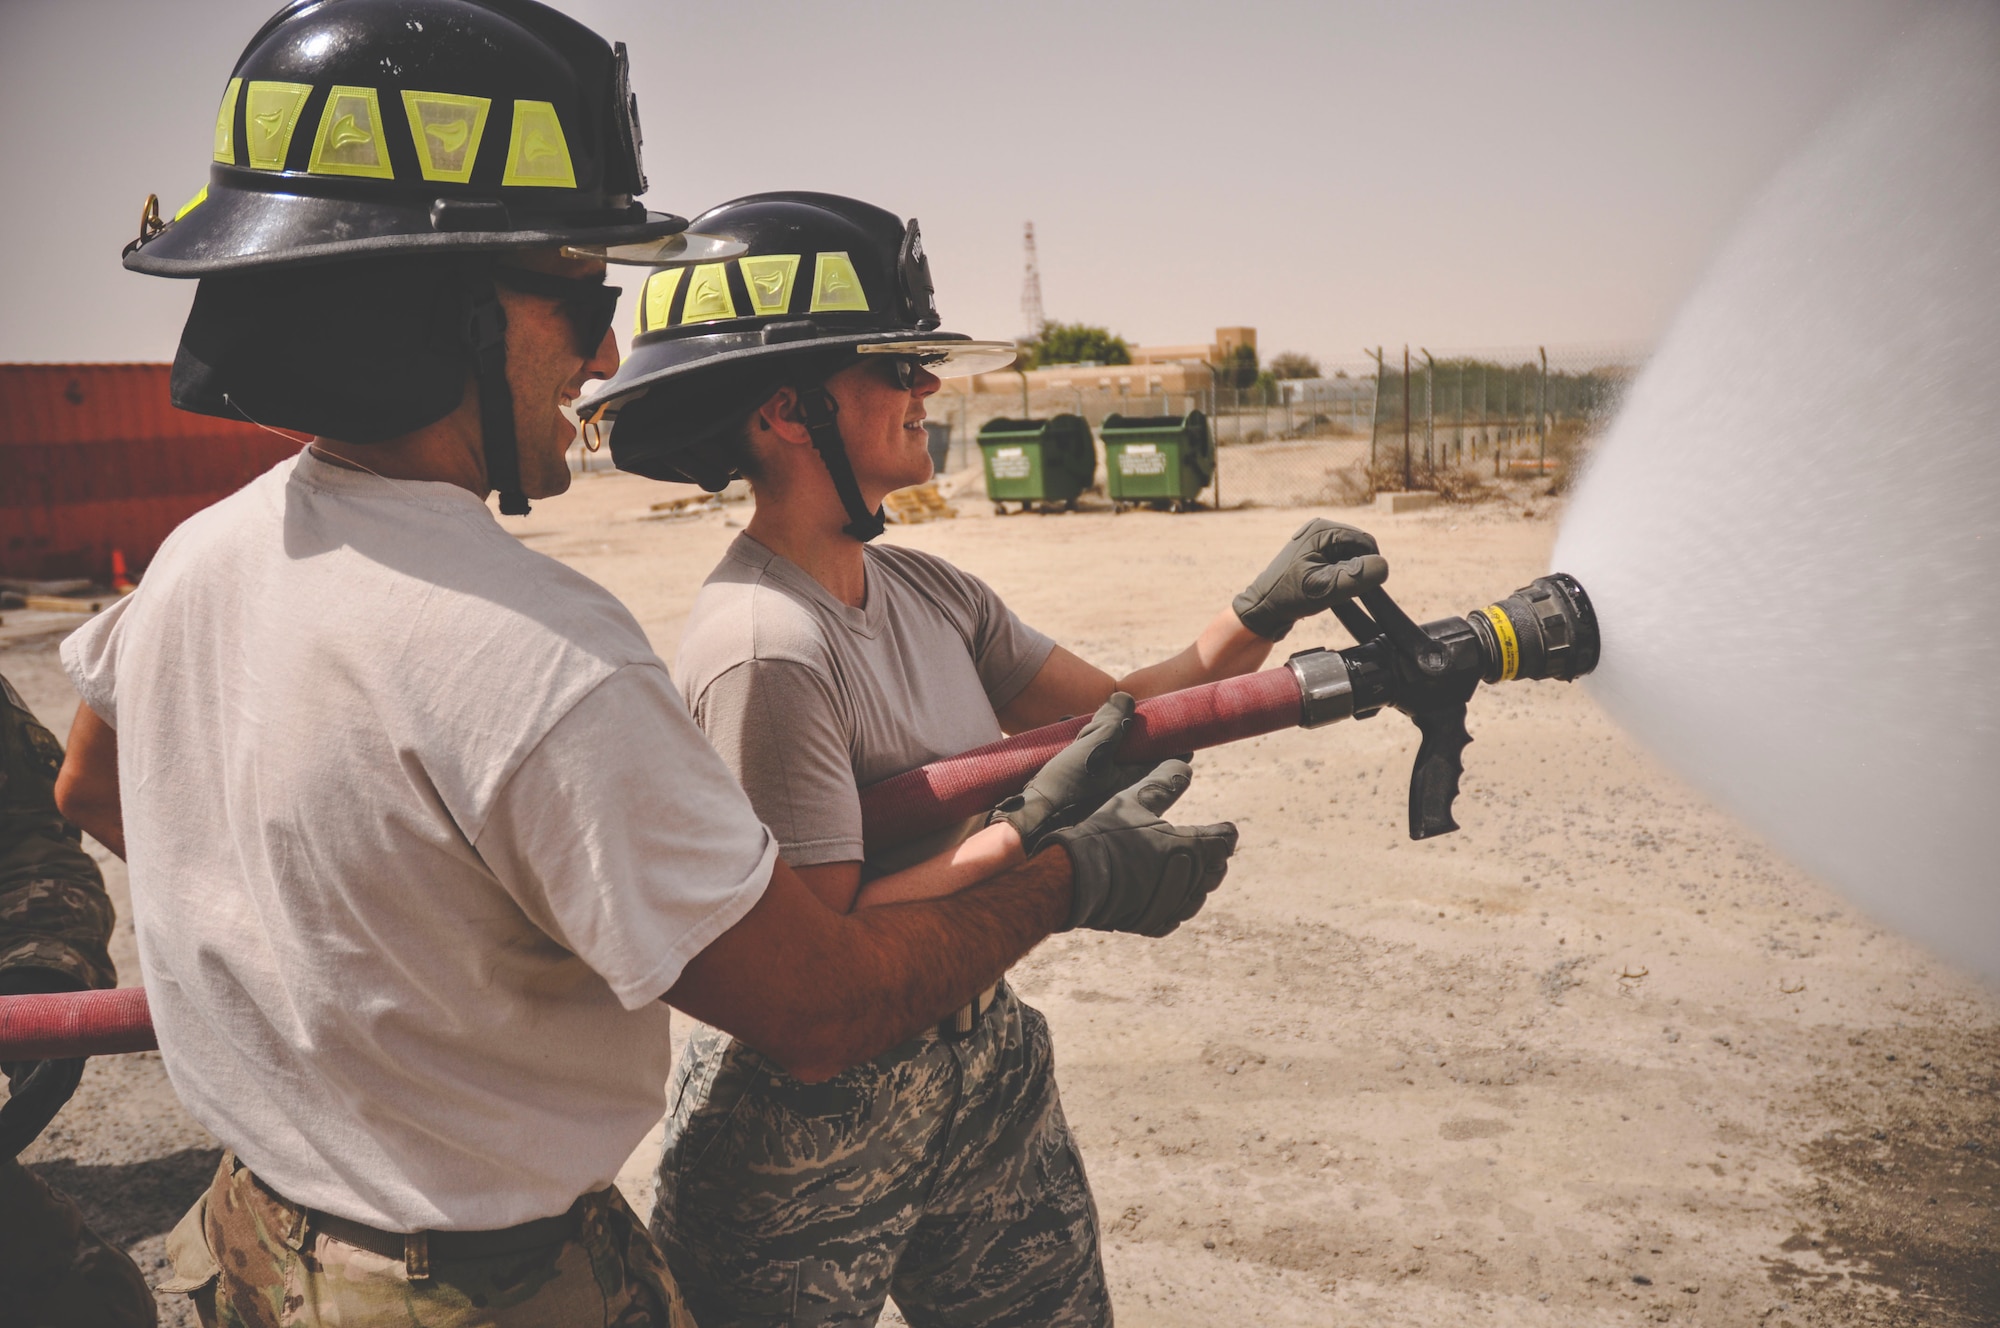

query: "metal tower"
left=1019, top=221, right=1045, bottom=342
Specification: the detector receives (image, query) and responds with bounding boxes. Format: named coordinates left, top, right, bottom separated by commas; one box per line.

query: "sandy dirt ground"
left=4, top=468, right=1994, bottom=1327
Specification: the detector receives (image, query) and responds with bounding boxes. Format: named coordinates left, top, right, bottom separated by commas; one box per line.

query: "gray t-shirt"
left=675, top=533, right=1056, bottom=870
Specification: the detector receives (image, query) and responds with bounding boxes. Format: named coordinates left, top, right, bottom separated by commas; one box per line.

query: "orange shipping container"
left=0, top=363, right=302, bottom=583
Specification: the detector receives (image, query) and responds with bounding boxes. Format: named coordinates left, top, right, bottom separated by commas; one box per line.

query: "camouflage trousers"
left=655, top=982, right=1110, bottom=1328
left=0, top=1155, right=156, bottom=1326
left=163, top=1152, right=694, bottom=1327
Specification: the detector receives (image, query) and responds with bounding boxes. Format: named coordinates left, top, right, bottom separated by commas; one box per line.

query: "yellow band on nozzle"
left=1482, top=605, right=1520, bottom=681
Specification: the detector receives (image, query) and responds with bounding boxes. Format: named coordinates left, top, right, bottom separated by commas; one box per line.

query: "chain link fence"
left=1353, top=344, right=1642, bottom=501
left=928, top=342, right=1643, bottom=508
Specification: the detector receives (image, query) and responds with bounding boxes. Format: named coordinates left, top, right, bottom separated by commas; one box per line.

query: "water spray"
left=1554, top=3, right=2000, bottom=983
left=0, top=570, right=1602, bottom=1061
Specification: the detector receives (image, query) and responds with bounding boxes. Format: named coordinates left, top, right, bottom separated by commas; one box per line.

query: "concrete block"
left=1375, top=490, right=1439, bottom=514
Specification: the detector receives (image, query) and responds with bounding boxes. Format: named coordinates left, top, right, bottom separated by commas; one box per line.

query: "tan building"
left=1128, top=326, right=1255, bottom=368
left=937, top=326, right=1253, bottom=398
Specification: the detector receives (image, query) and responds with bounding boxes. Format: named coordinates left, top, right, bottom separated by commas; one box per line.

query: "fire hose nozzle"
left=1291, top=572, right=1600, bottom=839
left=1465, top=572, right=1600, bottom=684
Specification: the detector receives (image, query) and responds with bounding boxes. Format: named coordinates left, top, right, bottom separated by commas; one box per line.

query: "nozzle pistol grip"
left=1408, top=704, right=1471, bottom=840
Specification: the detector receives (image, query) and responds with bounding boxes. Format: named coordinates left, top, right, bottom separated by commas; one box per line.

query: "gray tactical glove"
left=990, top=692, right=1156, bottom=856
left=1048, top=759, right=1236, bottom=936
left=1232, top=518, right=1389, bottom=640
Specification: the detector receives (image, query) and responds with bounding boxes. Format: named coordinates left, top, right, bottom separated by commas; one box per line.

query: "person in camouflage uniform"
left=0, top=669, right=156, bottom=1326
left=586, top=192, right=1365, bottom=1326
left=661, top=988, right=1099, bottom=1326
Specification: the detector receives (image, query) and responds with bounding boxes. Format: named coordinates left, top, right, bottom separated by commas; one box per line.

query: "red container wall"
left=0, top=364, right=302, bottom=582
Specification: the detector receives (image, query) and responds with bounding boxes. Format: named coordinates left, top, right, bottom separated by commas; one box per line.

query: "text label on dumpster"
left=989, top=446, right=1031, bottom=479
left=1118, top=443, right=1166, bottom=475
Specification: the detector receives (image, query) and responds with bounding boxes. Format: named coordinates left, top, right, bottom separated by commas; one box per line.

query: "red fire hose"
left=859, top=665, right=1304, bottom=850
left=0, top=666, right=1312, bottom=1062
left=0, top=985, right=155, bottom=1061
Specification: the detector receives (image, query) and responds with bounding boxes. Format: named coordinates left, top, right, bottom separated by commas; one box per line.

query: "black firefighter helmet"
left=584, top=192, right=1015, bottom=540
left=125, top=0, right=730, bottom=515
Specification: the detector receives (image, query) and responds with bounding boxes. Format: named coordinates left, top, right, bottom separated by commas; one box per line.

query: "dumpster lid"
left=1102, top=411, right=1207, bottom=432
left=977, top=413, right=1091, bottom=438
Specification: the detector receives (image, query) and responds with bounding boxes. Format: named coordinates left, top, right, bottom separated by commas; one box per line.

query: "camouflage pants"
left=655, top=983, right=1109, bottom=1328
left=0, top=1155, right=156, bottom=1326
left=163, top=1153, right=694, bottom=1327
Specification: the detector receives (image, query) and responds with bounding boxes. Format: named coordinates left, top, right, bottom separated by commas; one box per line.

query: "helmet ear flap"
left=606, top=360, right=777, bottom=487
left=170, top=259, right=472, bottom=442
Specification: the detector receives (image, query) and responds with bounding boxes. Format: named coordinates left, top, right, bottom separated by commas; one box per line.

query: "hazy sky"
left=0, top=0, right=1922, bottom=369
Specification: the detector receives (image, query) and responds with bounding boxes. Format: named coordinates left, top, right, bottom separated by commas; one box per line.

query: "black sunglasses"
left=869, top=353, right=942, bottom=391
left=490, top=266, right=624, bottom=356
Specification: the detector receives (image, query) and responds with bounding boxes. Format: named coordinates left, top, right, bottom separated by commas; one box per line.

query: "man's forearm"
left=796, top=847, right=1069, bottom=1077
left=671, top=847, right=1072, bottom=1083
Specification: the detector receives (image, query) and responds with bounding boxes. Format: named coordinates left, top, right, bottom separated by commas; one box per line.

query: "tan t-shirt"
left=675, top=534, right=1055, bottom=870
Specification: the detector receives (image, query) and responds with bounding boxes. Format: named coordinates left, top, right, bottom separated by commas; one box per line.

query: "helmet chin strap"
left=461, top=269, right=532, bottom=517
left=798, top=386, right=887, bottom=542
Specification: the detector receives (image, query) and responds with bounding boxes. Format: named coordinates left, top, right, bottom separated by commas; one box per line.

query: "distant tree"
left=1031, top=321, right=1131, bottom=367
left=1268, top=351, right=1321, bottom=380
left=1220, top=342, right=1260, bottom=390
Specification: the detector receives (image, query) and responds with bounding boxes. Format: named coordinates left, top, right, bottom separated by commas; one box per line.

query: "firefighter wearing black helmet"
left=59, top=10, right=1246, bottom=1324
left=589, top=190, right=1020, bottom=535
left=587, top=193, right=1384, bottom=1326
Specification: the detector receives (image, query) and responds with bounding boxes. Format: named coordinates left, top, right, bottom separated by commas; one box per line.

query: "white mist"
left=1553, top=5, right=2000, bottom=983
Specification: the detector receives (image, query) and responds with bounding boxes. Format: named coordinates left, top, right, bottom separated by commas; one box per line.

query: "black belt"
left=243, top=1161, right=593, bottom=1281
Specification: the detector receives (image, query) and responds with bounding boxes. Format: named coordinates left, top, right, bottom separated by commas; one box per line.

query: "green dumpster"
left=1101, top=411, right=1214, bottom=511
left=977, top=414, right=1095, bottom=514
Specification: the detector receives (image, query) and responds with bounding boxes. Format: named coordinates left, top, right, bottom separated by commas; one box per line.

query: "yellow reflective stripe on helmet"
left=678, top=263, right=737, bottom=323
left=501, top=100, right=575, bottom=188
left=212, top=78, right=242, bottom=163
left=739, top=255, right=800, bottom=317
left=808, top=252, right=869, bottom=313
left=308, top=86, right=395, bottom=179
left=244, top=81, right=312, bottom=171
left=401, top=90, right=491, bottom=183
left=174, top=186, right=209, bottom=221
left=638, top=267, right=684, bottom=333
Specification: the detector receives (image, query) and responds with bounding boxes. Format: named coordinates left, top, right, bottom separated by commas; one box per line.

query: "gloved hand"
left=1232, top=518, right=1389, bottom=640
left=990, top=692, right=1156, bottom=857
left=1048, top=759, right=1236, bottom=936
